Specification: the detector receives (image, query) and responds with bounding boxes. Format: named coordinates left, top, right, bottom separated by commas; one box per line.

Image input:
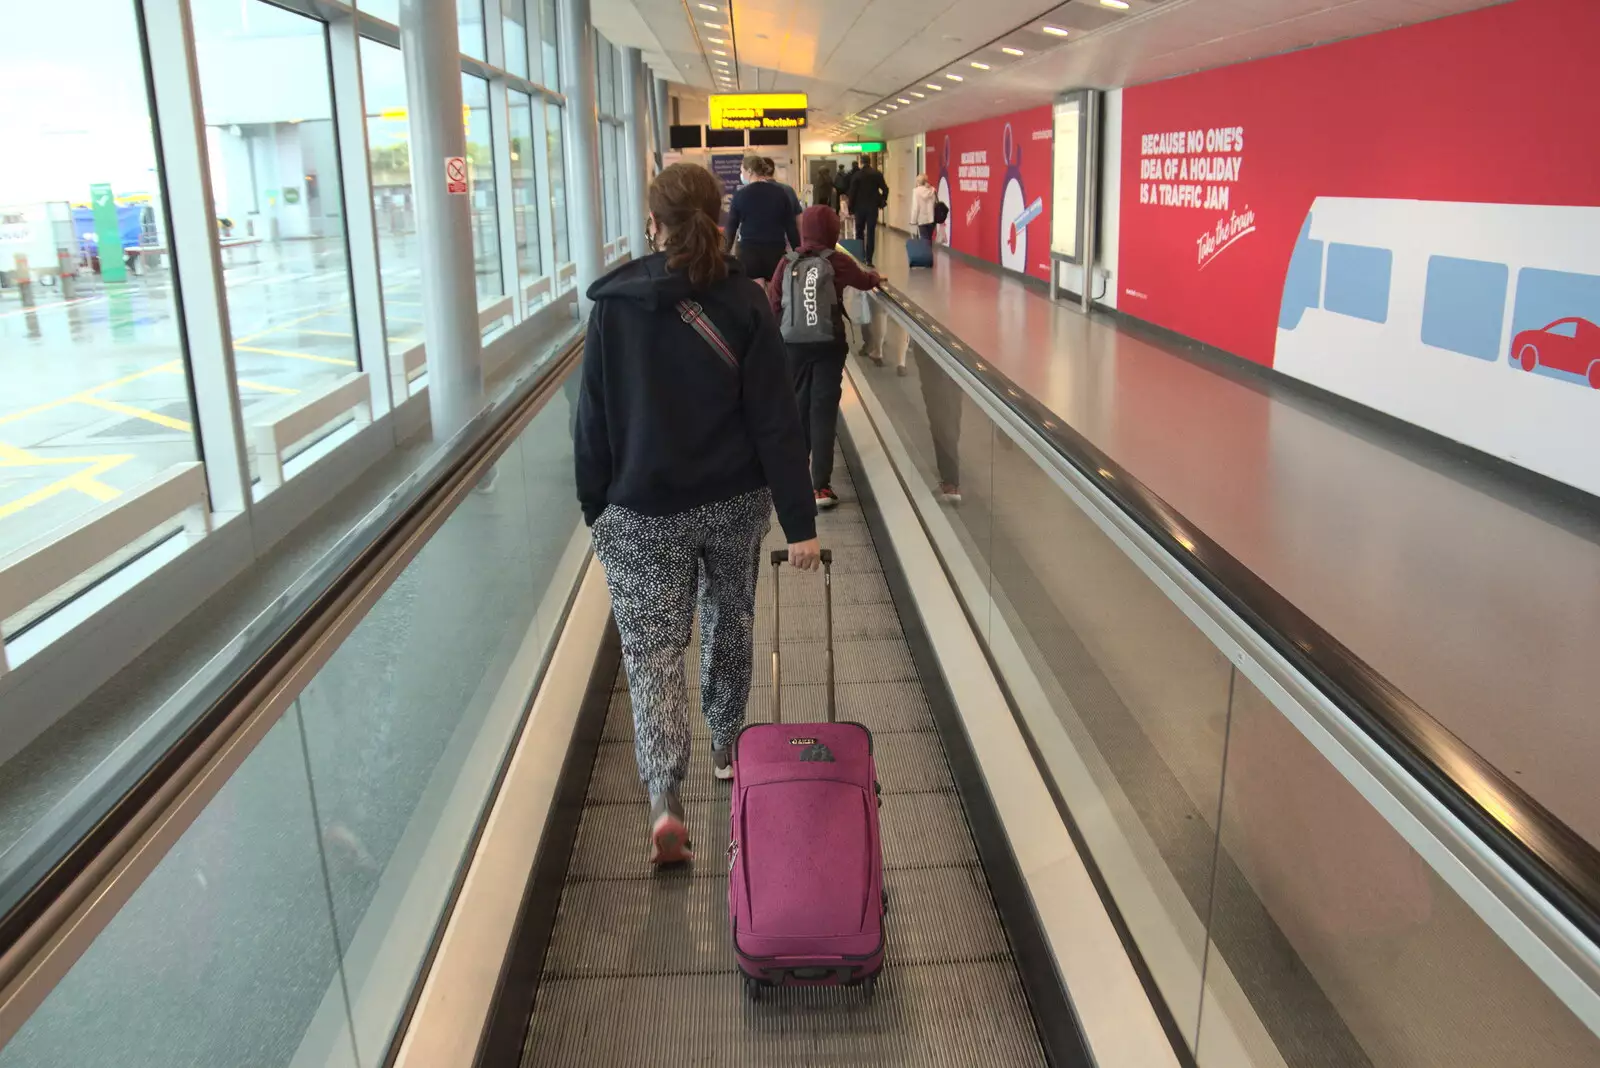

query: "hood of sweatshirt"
left=586, top=252, right=748, bottom=311
left=797, top=205, right=840, bottom=253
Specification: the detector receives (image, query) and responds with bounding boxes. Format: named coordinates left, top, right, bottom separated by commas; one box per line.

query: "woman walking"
left=911, top=174, right=938, bottom=242
left=576, top=162, right=819, bottom=866
left=724, top=154, right=800, bottom=285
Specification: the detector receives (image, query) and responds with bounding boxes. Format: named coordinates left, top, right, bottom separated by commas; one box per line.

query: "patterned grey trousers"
left=590, top=489, right=771, bottom=797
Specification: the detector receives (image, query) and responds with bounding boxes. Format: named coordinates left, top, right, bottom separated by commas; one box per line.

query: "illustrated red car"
left=1511, top=317, right=1600, bottom=388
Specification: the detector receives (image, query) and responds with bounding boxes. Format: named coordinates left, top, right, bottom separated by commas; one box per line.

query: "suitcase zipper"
left=726, top=839, right=739, bottom=872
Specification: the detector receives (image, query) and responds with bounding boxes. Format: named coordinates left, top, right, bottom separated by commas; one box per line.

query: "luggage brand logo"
left=802, top=264, right=820, bottom=327
left=789, top=737, right=818, bottom=745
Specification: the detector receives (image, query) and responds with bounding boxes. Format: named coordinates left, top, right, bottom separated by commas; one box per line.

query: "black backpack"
left=933, top=200, right=949, bottom=225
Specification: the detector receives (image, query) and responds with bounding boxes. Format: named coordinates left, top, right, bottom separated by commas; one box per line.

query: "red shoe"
left=648, top=792, right=694, bottom=865
left=815, top=487, right=839, bottom=510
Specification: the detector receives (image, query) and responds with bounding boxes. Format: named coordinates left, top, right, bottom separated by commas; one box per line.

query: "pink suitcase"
left=728, top=548, right=886, bottom=1000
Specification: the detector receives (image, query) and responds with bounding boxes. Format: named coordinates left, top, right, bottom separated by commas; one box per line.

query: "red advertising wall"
left=1117, top=0, right=1600, bottom=368
left=928, top=105, right=1054, bottom=282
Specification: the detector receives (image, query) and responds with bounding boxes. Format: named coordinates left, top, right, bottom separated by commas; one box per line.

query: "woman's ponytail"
left=649, top=162, right=730, bottom=291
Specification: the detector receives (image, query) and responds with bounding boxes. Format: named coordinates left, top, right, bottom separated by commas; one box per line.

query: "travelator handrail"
left=0, top=327, right=585, bottom=1039
left=866, top=283, right=1600, bottom=956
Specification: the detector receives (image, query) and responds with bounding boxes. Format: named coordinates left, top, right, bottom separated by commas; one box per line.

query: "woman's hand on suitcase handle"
left=786, top=539, right=822, bottom=571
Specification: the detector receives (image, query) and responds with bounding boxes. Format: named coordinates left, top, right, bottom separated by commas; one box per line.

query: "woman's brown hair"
left=741, top=154, right=774, bottom=178
left=649, top=162, right=728, bottom=290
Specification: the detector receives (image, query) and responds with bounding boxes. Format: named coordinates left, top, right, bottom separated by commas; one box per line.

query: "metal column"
left=557, top=0, right=605, bottom=315
left=399, top=0, right=483, bottom=439
left=621, top=48, right=649, bottom=257
left=1079, top=90, right=1101, bottom=314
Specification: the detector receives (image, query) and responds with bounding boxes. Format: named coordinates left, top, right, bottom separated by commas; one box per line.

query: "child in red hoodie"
left=767, top=205, right=882, bottom=509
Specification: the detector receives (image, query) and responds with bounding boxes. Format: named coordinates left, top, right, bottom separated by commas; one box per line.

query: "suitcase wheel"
left=743, top=975, right=764, bottom=1002
left=864, top=975, right=879, bottom=1002
left=882, top=888, right=889, bottom=916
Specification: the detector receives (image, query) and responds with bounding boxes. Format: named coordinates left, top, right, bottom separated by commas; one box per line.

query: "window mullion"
left=141, top=0, right=252, bottom=517
left=329, top=14, right=396, bottom=418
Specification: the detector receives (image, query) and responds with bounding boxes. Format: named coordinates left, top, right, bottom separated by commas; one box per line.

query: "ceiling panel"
left=595, top=0, right=1507, bottom=140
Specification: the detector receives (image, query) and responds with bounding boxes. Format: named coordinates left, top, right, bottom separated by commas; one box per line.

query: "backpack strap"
left=676, top=299, right=739, bottom=372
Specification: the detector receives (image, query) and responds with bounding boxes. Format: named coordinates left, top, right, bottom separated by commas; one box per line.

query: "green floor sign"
left=91, top=182, right=125, bottom=282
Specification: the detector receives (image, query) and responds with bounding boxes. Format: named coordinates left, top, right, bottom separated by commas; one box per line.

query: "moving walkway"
left=1, top=285, right=1597, bottom=1068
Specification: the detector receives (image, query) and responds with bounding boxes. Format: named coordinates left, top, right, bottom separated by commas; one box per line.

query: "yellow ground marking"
left=232, top=311, right=333, bottom=345
left=76, top=396, right=193, bottom=432
left=235, top=345, right=357, bottom=367
left=0, top=447, right=135, bottom=522
left=238, top=379, right=300, bottom=395
left=283, top=328, right=357, bottom=339
left=0, top=360, right=186, bottom=429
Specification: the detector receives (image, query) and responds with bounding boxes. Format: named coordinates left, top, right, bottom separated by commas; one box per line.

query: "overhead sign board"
left=709, top=93, right=808, bottom=130
left=830, top=141, right=886, bottom=154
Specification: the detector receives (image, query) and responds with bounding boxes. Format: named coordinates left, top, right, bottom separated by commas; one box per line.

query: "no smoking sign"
left=445, top=156, right=468, bottom=195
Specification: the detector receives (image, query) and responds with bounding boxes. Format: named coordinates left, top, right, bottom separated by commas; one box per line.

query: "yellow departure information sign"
left=709, top=93, right=809, bottom=130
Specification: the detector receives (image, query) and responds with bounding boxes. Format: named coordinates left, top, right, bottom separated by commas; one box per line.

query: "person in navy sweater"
left=724, top=154, right=800, bottom=285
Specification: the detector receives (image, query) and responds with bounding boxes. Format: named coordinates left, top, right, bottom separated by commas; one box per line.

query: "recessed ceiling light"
left=712, top=49, right=727, bottom=55
left=909, top=91, right=925, bottom=98
left=897, top=98, right=911, bottom=104
left=1100, top=0, right=1130, bottom=8
left=1002, top=46, right=1024, bottom=56
left=1042, top=25, right=1069, bottom=37
left=945, top=73, right=963, bottom=81
left=698, top=2, right=718, bottom=9
left=707, top=37, right=726, bottom=43
left=925, top=83, right=942, bottom=90
left=970, top=61, right=989, bottom=70
left=703, top=22, right=724, bottom=30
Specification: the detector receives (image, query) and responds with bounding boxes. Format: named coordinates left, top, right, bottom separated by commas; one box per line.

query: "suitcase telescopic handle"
left=768, top=549, right=835, bottom=724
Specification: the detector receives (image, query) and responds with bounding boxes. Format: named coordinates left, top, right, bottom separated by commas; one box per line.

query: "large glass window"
left=600, top=124, right=619, bottom=244
left=193, top=0, right=359, bottom=476
left=508, top=92, right=542, bottom=295
left=502, top=0, right=529, bottom=78
left=596, top=33, right=614, bottom=117
left=462, top=74, right=502, bottom=301
left=457, top=0, right=486, bottom=60
left=358, top=0, right=400, bottom=23
left=536, top=0, right=559, bottom=87
left=0, top=1, right=195, bottom=561
left=545, top=103, right=570, bottom=266
left=359, top=40, right=422, bottom=367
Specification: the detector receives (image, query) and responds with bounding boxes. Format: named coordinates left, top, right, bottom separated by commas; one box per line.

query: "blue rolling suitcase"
left=906, top=237, right=933, bottom=268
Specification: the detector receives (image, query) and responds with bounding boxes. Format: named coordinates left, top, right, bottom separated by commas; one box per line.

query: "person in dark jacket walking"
left=767, top=205, right=882, bottom=510
left=576, top=162, right=819, bottom=866
left=846, top=160, right=889, bottom=266
left=724, top=154, right=800, bottom=285
left=766, top=157, right=804, bottom=218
